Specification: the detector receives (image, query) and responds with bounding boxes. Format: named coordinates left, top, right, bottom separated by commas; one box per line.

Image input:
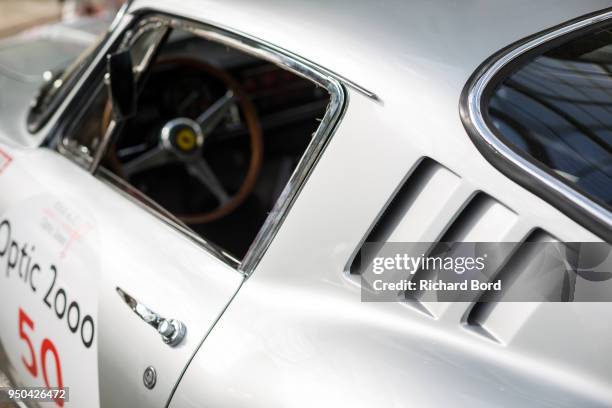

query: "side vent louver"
left=464, top=230, right=568, bottom=343
left=349, top=158, right=446, bottom=276
left=348, top=157, right=527, bottom=324
left=404, top=193, right=517, bottom=316
left=408, top=193, right=499, bottom=298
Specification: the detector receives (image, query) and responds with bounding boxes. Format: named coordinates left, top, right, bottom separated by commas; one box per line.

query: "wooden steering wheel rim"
left=102, top=57, right=263, bottom=224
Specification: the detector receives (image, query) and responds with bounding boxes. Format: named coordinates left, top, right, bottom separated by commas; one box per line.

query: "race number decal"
left=19, top=308, right=65, bottom=407
left=0, top=194, right=99, bottom=407
left=0, top=149, right=12, bottom=174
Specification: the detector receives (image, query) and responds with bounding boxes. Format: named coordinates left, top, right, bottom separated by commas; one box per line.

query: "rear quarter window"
left=488, top=26, right=612, bottom=209
left=462, top=14, right=612, bottom=241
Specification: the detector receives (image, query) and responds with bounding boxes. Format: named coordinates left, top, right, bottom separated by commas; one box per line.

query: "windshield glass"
left=27, top=33, right=107, bottom=133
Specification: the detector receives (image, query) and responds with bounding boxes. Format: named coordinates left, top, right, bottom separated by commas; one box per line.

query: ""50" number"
left=18, top=308, right=64, bottom=408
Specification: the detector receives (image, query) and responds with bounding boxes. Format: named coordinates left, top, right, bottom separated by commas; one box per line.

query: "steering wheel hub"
left=161, top=117, right=204, bottom=157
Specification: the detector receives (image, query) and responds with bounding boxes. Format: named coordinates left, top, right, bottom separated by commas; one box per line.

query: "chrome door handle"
left=116, top=287, right=186, bottom=347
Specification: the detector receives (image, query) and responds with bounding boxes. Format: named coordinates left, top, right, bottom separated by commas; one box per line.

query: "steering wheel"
left=103, top=58, right=263, bottom=224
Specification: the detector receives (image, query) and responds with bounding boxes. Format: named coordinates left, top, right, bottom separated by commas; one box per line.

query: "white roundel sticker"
left=0, top=194, right=99, bottom=408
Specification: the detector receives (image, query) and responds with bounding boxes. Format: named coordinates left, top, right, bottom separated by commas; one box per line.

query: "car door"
left=0, top=138, right=243, bottom=407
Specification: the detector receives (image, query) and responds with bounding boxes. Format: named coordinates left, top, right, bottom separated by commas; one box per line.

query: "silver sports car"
left=0, top=0, right=611, bottom=407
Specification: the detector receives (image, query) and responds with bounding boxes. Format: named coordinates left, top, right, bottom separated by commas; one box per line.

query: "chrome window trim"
left=461, top=9, right=612, bottom=240
left=58, top=12, right=347, bottom=275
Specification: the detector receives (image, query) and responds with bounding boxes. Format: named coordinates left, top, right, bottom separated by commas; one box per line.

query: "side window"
left=487, top=26, right=612, bottom=210
left=63, top=22, right=169, bottom=160
left=63, top=18, right=335, bottom=262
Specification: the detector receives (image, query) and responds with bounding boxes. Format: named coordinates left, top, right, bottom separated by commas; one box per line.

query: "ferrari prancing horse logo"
left=175, top=128, right=198, bottom=152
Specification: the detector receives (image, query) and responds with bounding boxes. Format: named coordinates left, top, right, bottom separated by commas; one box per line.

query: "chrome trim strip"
left=464, top=10, right=612, bottom=232
left=108, top=0, right=132, bottom=33
left=242, top=83, right=345, bottom=274
left=59, top=12, right=347, bottom=275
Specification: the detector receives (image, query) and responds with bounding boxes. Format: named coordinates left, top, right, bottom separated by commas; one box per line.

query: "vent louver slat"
left=349, top=158, right=464, bottom=276
left=464, top=230, right=572, bottom=343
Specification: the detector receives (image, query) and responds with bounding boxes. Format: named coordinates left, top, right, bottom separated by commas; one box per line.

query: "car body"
left=0, top=1, right=611, bottom=407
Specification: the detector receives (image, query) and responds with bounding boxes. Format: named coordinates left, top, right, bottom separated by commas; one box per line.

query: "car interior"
left=65, top=24, right=332, bottom=260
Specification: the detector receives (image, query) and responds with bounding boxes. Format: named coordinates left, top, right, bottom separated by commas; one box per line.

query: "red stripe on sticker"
left=0, top=149, right=12, bottom=173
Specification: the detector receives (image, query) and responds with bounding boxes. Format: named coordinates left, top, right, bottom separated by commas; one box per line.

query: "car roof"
left=131, top=0, right=612, bottom=101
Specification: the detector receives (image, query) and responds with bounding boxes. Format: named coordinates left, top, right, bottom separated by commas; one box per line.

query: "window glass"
left=65, top=25, right=331, bottom=260
left=27, top=33, right=107, bottom=132
left=488, top=26, right=612, bottom=209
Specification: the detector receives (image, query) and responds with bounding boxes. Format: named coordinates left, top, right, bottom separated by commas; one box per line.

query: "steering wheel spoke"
left=196, top=90, right=235, bottom=135
left=123, top=146, right=174, bottom=177
left=187, top=158, right=231, bottom=204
